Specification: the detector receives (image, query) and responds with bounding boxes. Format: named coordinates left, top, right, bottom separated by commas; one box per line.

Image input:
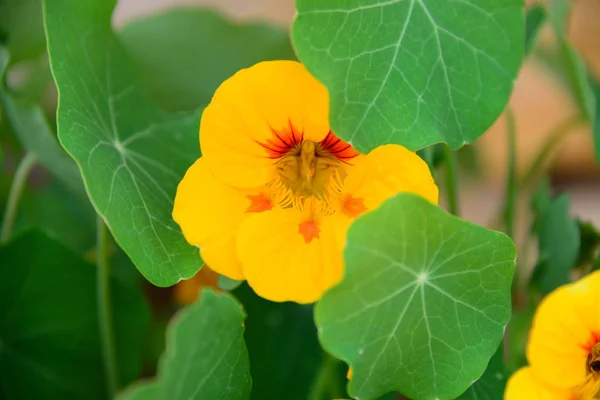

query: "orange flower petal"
left=505, top=367, right=575, bottom=400
left=342, top=144, right=438, bottom=211
left=173, top=264, right=220, bottom=305
left=172, top=158, right=247, bottom=280
left=527, top=271, right=600, bottom=390
left=200, top=60, right=330, bottom=189
left=236, top=209, right=350, bottom=303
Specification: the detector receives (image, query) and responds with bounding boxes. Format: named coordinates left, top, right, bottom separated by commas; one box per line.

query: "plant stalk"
left=96, top=216, right=119, bottom=397
left=0, top=153, right=36, bottom=243
left=502, top=108, right=518, bottom=239
left=442, top=145, right=459, bottom=216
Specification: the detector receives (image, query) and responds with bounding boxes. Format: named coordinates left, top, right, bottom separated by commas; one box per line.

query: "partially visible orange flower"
left=173, top=60, right=438, bottom=304
left=174, top=265, right=220, bottom=305
left=505, top=271, right=600, bottom=399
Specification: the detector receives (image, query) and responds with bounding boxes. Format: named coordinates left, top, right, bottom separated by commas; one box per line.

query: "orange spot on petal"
left=299, top=220, right=319, bottom=243
left=246, top=194, right=272, bottom=213
left=343, top=196, right=368, bottom=218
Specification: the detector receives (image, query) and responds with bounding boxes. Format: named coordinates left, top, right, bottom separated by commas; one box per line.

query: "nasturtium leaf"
left=233, top=284, right=325, bottom=400
left=120, top=9, right=295, bottom=112
left=44, top=0, right=204, bottom=285
left=292, top=0, right=524, bottom=152
left=0, top=231, right=150, bottom=399
left=119, top=290, right=251, bottom=400
left=0, top=46, right=87, bottom=201
left=524, top=5, right=546, bottom=55
left=456, top=344, right=506, bottom=400
left=532, top=194, right=580, bottom=293
left=316, top=193, right=515, bottom=400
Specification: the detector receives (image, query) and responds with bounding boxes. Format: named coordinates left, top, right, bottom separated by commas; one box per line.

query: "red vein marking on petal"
left=582, top=332, right=600, bottom=352
left=319, top=131, right=359, bottom=162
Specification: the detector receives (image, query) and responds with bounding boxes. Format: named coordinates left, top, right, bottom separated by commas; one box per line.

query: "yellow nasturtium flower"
left=173, top=60, right=438, bottom=304
left=505, top=271, right=600, bottom=399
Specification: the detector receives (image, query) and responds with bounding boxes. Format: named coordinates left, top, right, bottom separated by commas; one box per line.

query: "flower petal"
left=173, top=264, right=220, bottom=305
left=173, top=158, right=248, bottom=280
left=236, top=209, right=349, bottom=303
left=201, top=60, right=330, bottom=189
left=342, top=144, right=438, bottom=213
left=527, top=271, right=600, bottom=390
left=505, top=367, right=574, bottom=400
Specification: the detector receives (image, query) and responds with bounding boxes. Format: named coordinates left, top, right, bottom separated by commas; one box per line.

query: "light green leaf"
left=455, top=344, right=506, bottom=400
left=532, top=194, right=580, bottom=293
left=316, top=193, right=515, bottom=400
left=292, top=0, right=524, bottom=152
left=120, top=8, right=295, bottom=112
left=119, top=290, right=251, bottom=400
left=0, top=231, right=150, bottom=399
left=44, top=0, right=204, bottom=285
left=0, top=46, right=87, bottom=201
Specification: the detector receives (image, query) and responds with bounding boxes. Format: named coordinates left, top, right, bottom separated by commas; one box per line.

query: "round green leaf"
left=292, top=0, right=524, bottom=152
left=44, top=0, right=203, bottom=285
left=120, top=9, right=295, bottom=112
left=119, top=290, right=251, bottom=400
left=316, top=194, right=515, bottom=400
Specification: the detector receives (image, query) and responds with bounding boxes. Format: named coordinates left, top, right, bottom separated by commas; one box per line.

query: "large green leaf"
left=292, top=0, right=524, bottom=152
left=44, top=0, right=204, bottom=285
left=0, top=46, right=87, bottom=201
left=316, top=194, right=515, bottom=400
left=120, top=9, right=295, bottom=112
left=0, top=231, right=150, bottom=399
left=455, top=344, right=506, bottom=400
left=232, top=284, right=325, bottom=400
left=119, top=290, right=251, bottom=400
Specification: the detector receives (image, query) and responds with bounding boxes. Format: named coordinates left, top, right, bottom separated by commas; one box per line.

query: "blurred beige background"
left=114, top=0, right=600, bottom=231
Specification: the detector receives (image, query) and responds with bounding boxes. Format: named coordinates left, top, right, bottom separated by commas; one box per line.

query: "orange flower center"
left=255, top=126, right=367, bottom=243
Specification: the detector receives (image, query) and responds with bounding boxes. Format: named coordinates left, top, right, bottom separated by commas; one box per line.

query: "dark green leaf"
left=44, top=0, right=204, bottom=285
left=0, top=0, right=46, bottom=63
left=532, top=194, right=580, bottom=293
left=233, top=284, right=324, bottom=400
left=575, top=219, right=600, bottom=268
left=591, top=79, right=600, bottom=164
left=119, top=290, right=251, bottom=400
left=316, top=193, right=515, bottom=400
left=0, top=231, right=150, bottom=399
left=524, top=5, right=546, bottom=55
left=455, top=344, right=506, bottom=400
left=120, top=9, right=295, bottom=112
left=292, top=0, right=524, bottom=152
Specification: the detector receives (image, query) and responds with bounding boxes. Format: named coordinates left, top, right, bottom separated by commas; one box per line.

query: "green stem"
left=422, top=145, right=435, bottom=174
left=520, top=114, right=583, bottom=188
left=308, top=352, right=342, bottom=400
left=442, top=145, right=459, bottom=216
left=0, top=153, right=36, bottom=243
left=502, top=108, right=518, bottom=239
left=96, top=216, right=119, bottom=397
